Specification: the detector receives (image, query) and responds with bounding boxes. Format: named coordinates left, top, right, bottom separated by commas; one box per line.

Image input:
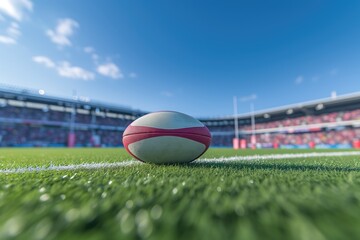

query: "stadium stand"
left=202, top=93, right=360, bottom=149
left=2, top=84, right=360, bottom=149
left=0, top=85, right=143, bottom=147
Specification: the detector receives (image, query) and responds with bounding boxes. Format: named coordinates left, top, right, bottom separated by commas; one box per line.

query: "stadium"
left=2, top=84, right=360, bottom=150
left=3, top=1, right=360, bottom=240
left=2, top=84, right=360, bottom=239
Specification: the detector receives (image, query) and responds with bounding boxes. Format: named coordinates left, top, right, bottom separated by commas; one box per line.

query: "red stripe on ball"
left=123, top=125, right=211, bottom=138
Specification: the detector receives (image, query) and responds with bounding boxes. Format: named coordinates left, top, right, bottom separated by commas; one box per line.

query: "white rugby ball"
left=122, top=111, right=211, bottom=164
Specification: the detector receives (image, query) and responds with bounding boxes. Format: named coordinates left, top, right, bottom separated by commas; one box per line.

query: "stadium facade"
left=1, top=84, right=360, bottom=149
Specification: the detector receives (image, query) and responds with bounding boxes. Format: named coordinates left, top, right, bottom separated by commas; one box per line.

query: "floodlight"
left=316, top=103, right=324, bottom=111
left=286, top=109, right=294, bottom=115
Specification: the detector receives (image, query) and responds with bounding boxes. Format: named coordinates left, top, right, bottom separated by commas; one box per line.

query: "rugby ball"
left=122, top=111, right=211, bottom=164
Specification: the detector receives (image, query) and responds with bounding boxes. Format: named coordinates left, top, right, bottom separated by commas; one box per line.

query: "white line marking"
left=199, top=151, right=360, bottom=163
left=1, top=151, right=360, bottom=174
left=0, top=160, right=140, bottom=174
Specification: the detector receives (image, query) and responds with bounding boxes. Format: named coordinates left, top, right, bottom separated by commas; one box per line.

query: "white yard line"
left=1, top=151, right=360, bottom=174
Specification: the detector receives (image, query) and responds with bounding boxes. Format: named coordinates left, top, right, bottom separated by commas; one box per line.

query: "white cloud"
left=0, top=0, right=31, bottom=46
left=97, top=62, right=123, bottom=79
left=0, top=0, right=32, bottom=21
left=0, top=0, right=31, bottom=45
left=33, top=55, right=94, bottom=81
left=84, top=46, right=94, bottom=53
left=295, top=75, right=304, bottom=85
left=0, top=35, right=15, bottom=44
left=7, top=22, right=20, bottom=38
left=129, top=72, right=137, bottom=78
left=46, top=18, right=78, bottom=46
left=32, top=56, right=55, bottom=68
left=161, top=91, right=173, bottom=97
left=239, top=94, right=257, bottom=102
left=84, top=48, right=133, bottom=80
left=0, top=22, right=20, bottom=44
left=330, top=68, right=338, bottom=76
left=57, top=61, right=94, bottom=80
left=84, top=46, right=99, bottom=63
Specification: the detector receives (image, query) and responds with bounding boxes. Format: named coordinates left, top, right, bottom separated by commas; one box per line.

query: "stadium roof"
left=2, top=83, right=360, bottom=123
left=0, top=84, right=146, bottom=116
left=200, top=91, right=360, bottom=123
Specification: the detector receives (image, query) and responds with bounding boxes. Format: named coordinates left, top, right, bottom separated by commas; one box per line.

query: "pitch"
left=1, top=148, right=360, bottom=239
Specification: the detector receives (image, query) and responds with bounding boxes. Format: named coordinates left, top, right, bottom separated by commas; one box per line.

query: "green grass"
left=1, top=148, right=360, bottom=240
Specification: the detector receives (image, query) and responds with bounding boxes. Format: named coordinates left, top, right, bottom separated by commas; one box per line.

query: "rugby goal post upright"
left=250, top=103, right=256, bottom=149
left=233, top=96, right=240, bottom=149
left=67, top=91, right=78, bottom=148
left=68, top=105, right=76, bottom=148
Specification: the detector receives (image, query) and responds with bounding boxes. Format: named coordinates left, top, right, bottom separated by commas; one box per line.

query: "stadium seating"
left=208, top=108, right=360, bottom=148
left=241, top=109, right=360, bottom=131
left=0, top=104, right=132, bottom=147
left=2, top=86, right=360, bottom=148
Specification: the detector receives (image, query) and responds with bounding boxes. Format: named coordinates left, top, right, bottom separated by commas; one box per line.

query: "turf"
left=1, top=148, right=360, bottom=240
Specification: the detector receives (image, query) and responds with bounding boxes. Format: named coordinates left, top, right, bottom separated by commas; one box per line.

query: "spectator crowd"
left=208, top=109, right=360, bottom=147
left=2, top=104, right=360, bottom=148
left=0, top=105, right=132, bottom=147
left=241, top=109, right=360, bottom=131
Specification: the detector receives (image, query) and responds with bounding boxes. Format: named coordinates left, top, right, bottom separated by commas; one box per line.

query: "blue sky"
left=1, top=1, right=360, bottom=117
